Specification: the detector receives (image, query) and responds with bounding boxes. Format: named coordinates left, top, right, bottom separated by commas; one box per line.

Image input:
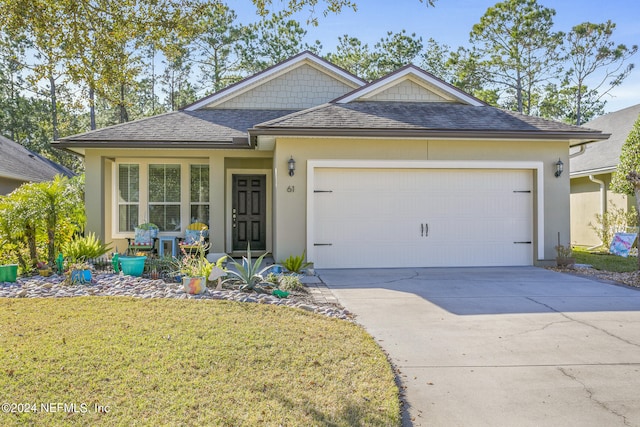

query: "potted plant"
left=68, top=261, right=92, bottom=284
left=36, top=261, right=52, bottom=277
left=555, top=244, right=575, bottom=267
left=138, top=222, right=159, bottom=239
left=176, top=243, right=213, bottom=294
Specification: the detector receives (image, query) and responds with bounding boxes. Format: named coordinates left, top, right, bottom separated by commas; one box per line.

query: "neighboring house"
left=570, top=104, right=640, bottom=247
left=55, top=51, right=607, bottom=268
left=0, top=135, right=74, bottom=195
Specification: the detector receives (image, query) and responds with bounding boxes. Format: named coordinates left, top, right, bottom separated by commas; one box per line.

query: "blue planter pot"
left=70, top=269, right=92, bottom=284
left=119, top=256, right=147, bottom=277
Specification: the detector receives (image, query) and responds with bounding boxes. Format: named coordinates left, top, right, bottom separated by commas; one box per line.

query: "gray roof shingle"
left=0, top=135, right=73, bottom=182
left=252, top=102, right=606, bottom=140
left=58, top=109, right=299, bottom=147
left=571, top=104, right=640, bottom=175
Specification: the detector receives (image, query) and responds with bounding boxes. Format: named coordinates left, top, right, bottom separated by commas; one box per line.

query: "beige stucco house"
left=55, top=51, right=607, bottom=268
left=0, top=135, right=73, bottom=195
left=570, top=104, right=640, bottom=247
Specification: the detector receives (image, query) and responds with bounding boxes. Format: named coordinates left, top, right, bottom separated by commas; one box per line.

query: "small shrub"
left=264, top=273, right=305, bottom=292
left=555, top=244, right=573, bottom=258
left=589, top=203, right=638, bottom=248
left=280, top=250, right=312, bottom=274
left=278, top=274, right=305, bottom=292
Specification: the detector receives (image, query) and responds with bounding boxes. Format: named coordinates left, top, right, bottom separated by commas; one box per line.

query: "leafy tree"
left=160, top=42, right=198, bottom=111
left=610, top=115, right=640, bottom=269
left=470, top=0, right=563, bottom=114
left=539, top=83, right=605, bottom=124
left=420, top=38, right=453, bottom=81
left=251, top=0, right=436, bottom=25
left=0, top=175, right=85, bottom=270
left=374, top=30, right=423, bottom=77
left=447, top=46, right=500, bottom=105
left=563, top=21, right=637, bottom=125
left=325, top=35, right=376, bottom=80
left=238, top=14, right=322, bottom=74
left=192, top=4, right=247, bottom=94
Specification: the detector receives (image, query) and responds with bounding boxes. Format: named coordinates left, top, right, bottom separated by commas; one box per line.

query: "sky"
left=234, top=0, right=640, bottom=115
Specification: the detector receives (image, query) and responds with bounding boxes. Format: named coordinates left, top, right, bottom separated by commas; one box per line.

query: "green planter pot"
left=119, top=256, right=147, bottom=277
left=0, top=264, right=18, bottom=283
left=182, top=276, right=206, bottom=294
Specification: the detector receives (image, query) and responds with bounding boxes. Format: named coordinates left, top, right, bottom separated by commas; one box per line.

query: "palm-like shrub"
left=61, top=232, right=111, bottom=262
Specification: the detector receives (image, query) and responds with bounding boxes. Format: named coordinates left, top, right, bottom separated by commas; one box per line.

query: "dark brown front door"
left=232, top=174, right=266, bottom=251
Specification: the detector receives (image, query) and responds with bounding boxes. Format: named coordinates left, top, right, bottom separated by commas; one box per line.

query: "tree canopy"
left=610, top=114, right=640, bottom=269
left=0, top=0, right=637, bottom=174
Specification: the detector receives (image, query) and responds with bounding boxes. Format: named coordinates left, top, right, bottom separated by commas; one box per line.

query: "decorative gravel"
left=0, top=273, right=353, bottom=320
left=552, top=265, right=640, bottom=289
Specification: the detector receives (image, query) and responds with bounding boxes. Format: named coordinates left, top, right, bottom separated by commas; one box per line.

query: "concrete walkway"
left=317, top=267, right=640, bottom=427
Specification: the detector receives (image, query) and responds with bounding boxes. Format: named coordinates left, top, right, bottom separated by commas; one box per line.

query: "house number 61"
left=287, top=186, right=295, bottom=192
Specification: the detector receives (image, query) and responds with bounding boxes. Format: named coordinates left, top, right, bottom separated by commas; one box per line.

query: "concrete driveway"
left=317, top=267, right=640, bottom=427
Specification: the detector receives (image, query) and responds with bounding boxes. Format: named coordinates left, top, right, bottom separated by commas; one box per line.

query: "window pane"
left=118, top=164, right=139, bottom=203
left=190, top=205, right=209, bottom=226
left=148, top=165, right=164, bottom=202
left=149, top=205, right=181, bottom=232
left=149, top=164, right=181, bottom=203
left=167, top=165, right=181, bottom=202
left=119, top=205, right=138, bottom=232
left=190, top=165, right=209, bottom=203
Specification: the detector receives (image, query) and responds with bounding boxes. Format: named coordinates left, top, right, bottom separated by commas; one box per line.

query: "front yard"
left=563, top=246, right=640, bottom=288
left=0, top=297, right=400, bottom=426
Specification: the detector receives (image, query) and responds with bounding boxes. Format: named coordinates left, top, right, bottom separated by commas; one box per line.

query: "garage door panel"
left=312, top=168, right=533, bottom=268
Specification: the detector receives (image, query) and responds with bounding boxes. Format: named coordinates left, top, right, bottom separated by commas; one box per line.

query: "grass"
left=573, top=246, right=639, bottom=273
left=0, top=298, right=400, bottom=426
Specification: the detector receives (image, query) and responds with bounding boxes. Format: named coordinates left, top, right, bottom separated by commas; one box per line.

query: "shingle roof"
left=0, top=135, right=73, bottom=182
left=57, top=109, right=299, bottom=148
left=251, top=102, right=607, bottom=141
left=570, top=104, right=640, bottom=175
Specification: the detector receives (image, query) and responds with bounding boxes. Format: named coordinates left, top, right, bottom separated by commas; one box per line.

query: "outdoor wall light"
left=288, top=156, right=296, bottom=177
left=554, top=158, right=564, bottom=178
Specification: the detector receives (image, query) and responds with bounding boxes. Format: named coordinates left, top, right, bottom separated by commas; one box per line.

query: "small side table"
left=159, top=236, right=178, bottom=257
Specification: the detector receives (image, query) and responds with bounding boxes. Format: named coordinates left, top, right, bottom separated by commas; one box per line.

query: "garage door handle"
left=421, top=223, right=429, bottom=237
left=514, top=241, right=532, bottom=244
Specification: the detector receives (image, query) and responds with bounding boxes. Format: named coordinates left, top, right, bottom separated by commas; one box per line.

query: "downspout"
left=589, top=175, right=606, bottom=249
left=570, top=145, right=586, bottom=158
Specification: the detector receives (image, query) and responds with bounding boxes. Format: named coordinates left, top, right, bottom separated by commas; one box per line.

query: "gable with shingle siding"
left=211, top=64, right=358, bottom=110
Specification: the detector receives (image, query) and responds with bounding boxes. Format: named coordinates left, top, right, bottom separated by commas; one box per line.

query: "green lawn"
left=573, top=246, right=638, bottom=272
left=0, top=298, right=400, bottom=426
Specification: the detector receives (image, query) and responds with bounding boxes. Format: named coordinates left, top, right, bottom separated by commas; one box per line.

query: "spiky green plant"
left=280, top=250, right=312, bottom=273
left=224, top=243, right=272, bottom=292
left=61, top=232, right=111, bottom=262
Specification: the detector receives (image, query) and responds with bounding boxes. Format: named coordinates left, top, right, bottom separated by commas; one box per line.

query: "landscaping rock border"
left=0, top=273, right=353, bottom=320
left=551, top=265, right=640, bottom=289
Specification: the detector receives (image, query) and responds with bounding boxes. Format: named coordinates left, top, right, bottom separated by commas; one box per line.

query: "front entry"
left=232, top=174, right=266, bottom=251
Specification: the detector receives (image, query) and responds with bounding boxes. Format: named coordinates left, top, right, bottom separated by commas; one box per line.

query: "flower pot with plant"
left=67, top=262, right=92, bottom=284
left=173, top=241, right=213, bottom=294
left=36, top=261, right=52, bottom=277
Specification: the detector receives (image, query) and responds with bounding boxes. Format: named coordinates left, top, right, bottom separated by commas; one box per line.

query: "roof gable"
left=570, top=104, right=640, bottom=175
left=334, top=65, right=486, bottom=106
left=184, top=51, right=366, bottom=111
left=0, top=135, right=73, bottom=182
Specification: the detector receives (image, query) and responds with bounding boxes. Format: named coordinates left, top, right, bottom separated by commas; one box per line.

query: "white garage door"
left=312, top=168, right=533, bottom=268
